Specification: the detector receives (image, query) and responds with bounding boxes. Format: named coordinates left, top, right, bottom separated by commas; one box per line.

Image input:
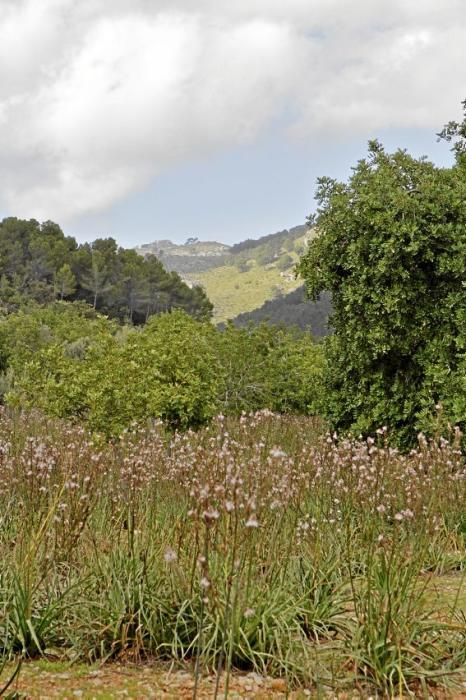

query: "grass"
left=0, top=408, right=465, bottom=697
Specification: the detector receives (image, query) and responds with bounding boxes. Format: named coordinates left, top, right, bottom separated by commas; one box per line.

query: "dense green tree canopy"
left=214, top=322, right=324, bottom=416
left=298, top=119, right=466, bottom=445
left=0, top=218, right=213, bottom=322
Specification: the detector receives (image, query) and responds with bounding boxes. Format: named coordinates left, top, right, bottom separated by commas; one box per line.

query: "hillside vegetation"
left=232, top=287, right=332, bottom=336
left=191, top=260, right=301, bottom=322
left=136, top=225, right=315, bottom=322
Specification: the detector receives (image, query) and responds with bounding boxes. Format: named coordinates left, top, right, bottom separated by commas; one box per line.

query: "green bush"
left=215, top=323, right=324, bottom=416
left=7, top=309, right=221, bottom=436
left=276, top=254, right=293, bottom=271
left=3, top=304, right=325, bottom=435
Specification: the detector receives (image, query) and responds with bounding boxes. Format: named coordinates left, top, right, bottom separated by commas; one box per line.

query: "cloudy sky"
left=1, top=0, right=465, bottom=247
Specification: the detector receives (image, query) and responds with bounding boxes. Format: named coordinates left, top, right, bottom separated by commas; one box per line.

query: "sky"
left=0, top=0, right=465, bottom=247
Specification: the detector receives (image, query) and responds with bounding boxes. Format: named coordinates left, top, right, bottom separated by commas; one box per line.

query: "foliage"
left=122, top=311, right=221, bottom=430
left=437, top=97, right=466, bottom=160
left=188, top=259, right=303, bottom=323
left=0, top=217, right=213, bottom=323
left=1, top=304, right=324, bottom=435
left=6, top=310, right=220, bottom=435
left=0, top=302, right=115, bottom=363
left=229, top=225, right=306, bottom=255
left=214, top=322, right=324, bottom=416
left=54, top=263, right=77, bottom=300
left=0, top=302, right=115, bottom=401
left=234, top=259, right=250, bottom=273
left=276, top=253, right=293, bottom=271
left=297, top=131, right=466, bottom=446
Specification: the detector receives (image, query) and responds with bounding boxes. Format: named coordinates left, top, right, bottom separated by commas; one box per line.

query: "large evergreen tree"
left=298, top=105, right=466, bottom=446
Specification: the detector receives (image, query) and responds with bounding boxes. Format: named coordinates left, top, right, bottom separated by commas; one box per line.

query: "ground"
left=3, top=660, right=466, bottom=698
left=2, top=661, right=296, bottom=699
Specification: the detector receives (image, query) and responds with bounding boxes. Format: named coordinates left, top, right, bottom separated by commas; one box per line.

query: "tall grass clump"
left=0, top=407, right=465, bottom=695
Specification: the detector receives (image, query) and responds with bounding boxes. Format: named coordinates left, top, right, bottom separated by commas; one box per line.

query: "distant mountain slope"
left=229, top=225, right=307, bottom=255
left=136, top=225, right=315, bottom=322
left=136, top=239, right=230, bottom=274
left=232, top=287, right=332, bottom=337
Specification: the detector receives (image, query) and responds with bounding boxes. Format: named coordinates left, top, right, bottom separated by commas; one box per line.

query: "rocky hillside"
left=136, top=239, right=230, bottom=275
left=136, top=226, right=316, bottom=322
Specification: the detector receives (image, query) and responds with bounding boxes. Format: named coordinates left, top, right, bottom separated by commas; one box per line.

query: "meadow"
left=1, top=408, right=465, bottom=697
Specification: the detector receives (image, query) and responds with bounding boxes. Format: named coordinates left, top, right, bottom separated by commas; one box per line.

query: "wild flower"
left=245, top=516, right=259, bottom=528
left=164, top=548, right=178, bottom=563
left=203, top=508, right=220, bottom=524
left=0, top=410, right=464, bottom=692
left=270, top=448, right=287, bottom=458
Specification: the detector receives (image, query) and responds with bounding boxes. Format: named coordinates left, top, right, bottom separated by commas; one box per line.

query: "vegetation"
left=0, top=218, right=213, bottom=324
left=0, top=304, right=324, bottom=437
left=229, top=225, right=305, bottom=255
left=2, top=102, right=466, bottom=697
left=233, top=287, right=331, bottom=336
left=298, top=108, right=466, bottom=447
left=188, top=261, right=303, bottom=323
left=0, top=410, right=464, bottom=697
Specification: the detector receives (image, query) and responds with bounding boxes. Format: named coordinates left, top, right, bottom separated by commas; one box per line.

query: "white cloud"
left=0, top=0, right=465, bottom=222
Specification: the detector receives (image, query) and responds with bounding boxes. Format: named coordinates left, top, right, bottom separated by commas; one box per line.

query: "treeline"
left=230, top=225, right=306, bottom=255
left=0, top=218, right=213, bottom=323
left=0, top=303, right=324, bottom=437
left=233, top=287, right=331, bottom=336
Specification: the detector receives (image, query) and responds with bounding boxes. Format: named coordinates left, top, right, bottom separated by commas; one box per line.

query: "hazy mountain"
left=136, top=239, right=230, bottom=274
left=136, top=225, right=316, bottom=322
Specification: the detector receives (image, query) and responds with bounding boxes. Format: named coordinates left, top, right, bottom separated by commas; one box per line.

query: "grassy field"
left=0, top=409, right=465, bottom=697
